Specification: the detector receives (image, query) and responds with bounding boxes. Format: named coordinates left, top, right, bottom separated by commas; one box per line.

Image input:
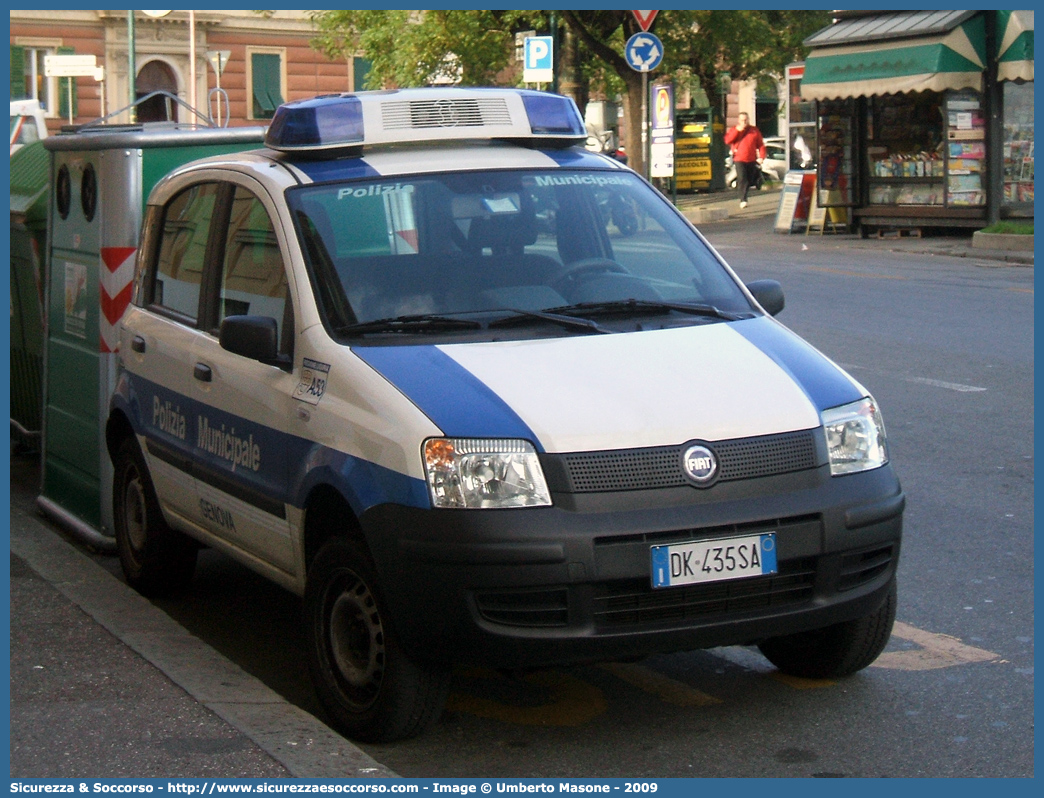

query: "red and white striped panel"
left=100, top=247, right=137, bottom=353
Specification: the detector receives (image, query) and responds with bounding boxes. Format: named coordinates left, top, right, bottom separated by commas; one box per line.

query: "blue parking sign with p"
left=524, top=36, right=554, bottom=83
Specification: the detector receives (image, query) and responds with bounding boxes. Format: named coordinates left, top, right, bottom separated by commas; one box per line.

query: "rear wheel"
left=112, top=437, right=197, bottom=597
left=304, top=537, right=450, bottom=742
left=757, top=580, right=897, bottom=679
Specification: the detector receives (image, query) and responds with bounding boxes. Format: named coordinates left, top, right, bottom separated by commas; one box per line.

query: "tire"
left=757, top=580, right=897, bottom=679
left=304, top=537, right=450, bottom=742
left=112, top=437, right=197, bottom=597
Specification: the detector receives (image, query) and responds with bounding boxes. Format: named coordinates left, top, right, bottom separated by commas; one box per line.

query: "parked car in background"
left=10, top=99, right=48, bottom=156
left=725, top=136, right=788, bottom=189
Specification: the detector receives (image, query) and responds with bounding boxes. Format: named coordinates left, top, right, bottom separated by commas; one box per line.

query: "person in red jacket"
left=724, top=112, right=766, bottom=208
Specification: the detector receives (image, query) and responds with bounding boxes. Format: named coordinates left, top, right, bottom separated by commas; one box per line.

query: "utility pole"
left=127, top=11, right=136, bottom=123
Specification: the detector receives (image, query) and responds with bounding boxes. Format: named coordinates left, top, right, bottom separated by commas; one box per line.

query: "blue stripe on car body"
left=288, top=157, right=383, bottom=183
left=733, top=316, right=864, bottom=412
left=542, top=149, right=622, bottom=169
left=114, top=372, right=429, bottom=516
left=351, top=345, right=544, bottom=450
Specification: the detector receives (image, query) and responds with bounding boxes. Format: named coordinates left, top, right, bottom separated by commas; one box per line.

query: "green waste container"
left=38, top=123, right=266, bottom=549
left=10, top=140, right=50, bottom=446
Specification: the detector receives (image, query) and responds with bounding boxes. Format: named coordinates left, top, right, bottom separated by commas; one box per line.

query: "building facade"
left=10, top=10, right=362, bottom=131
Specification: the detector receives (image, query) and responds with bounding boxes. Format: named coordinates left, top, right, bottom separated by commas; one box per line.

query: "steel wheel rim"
left=327, top=572, right=385, bottom=709
left=123, top=468, right=148, bottom=554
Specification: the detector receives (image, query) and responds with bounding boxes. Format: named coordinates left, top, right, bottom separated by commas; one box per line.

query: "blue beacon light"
left=519, top=91, right=586, bottom=136
left=265, top=95, right=365, bottom=151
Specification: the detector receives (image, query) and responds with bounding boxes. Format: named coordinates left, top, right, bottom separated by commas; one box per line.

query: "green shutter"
left=11, top=46, right=27, bottom=99
left=251, top=53, right=283, bottom=119
left=353, top=57, right=372, bottom=91
left=56, top=46, right=78, bottom=119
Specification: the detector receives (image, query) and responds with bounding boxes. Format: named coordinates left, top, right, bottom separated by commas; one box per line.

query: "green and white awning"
left=997, top=10, right=1033, bottom=82
left=801, top=11, right=987, bottom=100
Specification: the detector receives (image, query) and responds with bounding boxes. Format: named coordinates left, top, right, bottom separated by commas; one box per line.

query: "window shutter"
left=353, top=57, right=372, bottom=91
left=11, top=46, right=27, bottom=99
left=56, top=46, right=78, bottom=119
left=251, top=53, right=283, bottom=119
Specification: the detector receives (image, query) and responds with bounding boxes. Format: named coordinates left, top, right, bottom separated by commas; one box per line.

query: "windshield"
left=288, top=168, right=753, bottom=338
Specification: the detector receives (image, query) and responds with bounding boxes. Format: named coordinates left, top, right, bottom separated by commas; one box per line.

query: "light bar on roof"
left=264, top=88, right=587, bottom=153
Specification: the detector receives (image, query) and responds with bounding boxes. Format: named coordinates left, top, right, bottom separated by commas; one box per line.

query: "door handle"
left=193, top=363, right=213, bottom=382
left=131, top=335, right=146, bottom=353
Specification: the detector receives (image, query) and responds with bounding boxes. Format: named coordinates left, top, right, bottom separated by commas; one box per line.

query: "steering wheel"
left=550, top=258, right=628, bottom=291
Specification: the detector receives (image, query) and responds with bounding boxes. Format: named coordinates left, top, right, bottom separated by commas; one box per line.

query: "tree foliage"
left=307, top=9, right=832, bottom=175
left=308, top=10, right=544, bottom=87
left=562, top=10, right=831, bottom=175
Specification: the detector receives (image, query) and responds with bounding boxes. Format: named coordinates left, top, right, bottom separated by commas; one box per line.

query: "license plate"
left=651, top=533, right=777, bottom=589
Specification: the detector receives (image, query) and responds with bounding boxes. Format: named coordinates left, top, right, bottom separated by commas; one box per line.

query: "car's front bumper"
left=361, top=463, right=904, bottom=669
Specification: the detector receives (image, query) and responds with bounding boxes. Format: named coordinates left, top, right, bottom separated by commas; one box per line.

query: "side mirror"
left=219, top=315, right=279, bottom=363
left=746, top=279, right=785, bottom=317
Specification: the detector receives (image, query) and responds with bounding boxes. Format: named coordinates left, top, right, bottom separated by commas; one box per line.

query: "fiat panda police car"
left=107, top=88, right=904, bottom=743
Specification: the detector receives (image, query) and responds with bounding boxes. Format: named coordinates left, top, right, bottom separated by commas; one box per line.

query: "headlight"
left=423, top=438, right=552, bottom=509
left=822, top=398, right=888, bottom=476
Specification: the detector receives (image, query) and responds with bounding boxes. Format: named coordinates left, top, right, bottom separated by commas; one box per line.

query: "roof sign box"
left=264, top=88, right=586, bottom=153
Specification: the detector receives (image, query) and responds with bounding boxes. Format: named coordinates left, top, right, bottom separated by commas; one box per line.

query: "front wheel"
left=757, top=580, right=897, bottom=679
left=304, top=538, right=450, bottom=742
left=112, top=437, right=197, bottom=597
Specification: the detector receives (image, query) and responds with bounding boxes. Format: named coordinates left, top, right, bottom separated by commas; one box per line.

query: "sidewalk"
left=673, top=185, right=1034, bottom=267
left=9, top=453, right=397, bottom=779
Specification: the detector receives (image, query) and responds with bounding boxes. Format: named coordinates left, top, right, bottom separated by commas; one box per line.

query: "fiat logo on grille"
left=682, top=443, right=718, bottom=487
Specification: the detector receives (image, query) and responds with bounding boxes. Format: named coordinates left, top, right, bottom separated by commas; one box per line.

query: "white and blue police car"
left=107, top=87, right=904, bottom=743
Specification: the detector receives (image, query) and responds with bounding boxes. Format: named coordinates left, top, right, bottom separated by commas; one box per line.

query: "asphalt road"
left=16, top=214, right=1034, bottom=778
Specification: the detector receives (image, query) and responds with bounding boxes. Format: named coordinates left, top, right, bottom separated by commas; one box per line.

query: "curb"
left=972, top=231, right=1034, bottom=252
left=10, top=506, right=398, bottom=780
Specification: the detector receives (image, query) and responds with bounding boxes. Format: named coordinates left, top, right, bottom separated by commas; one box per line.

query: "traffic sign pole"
left=642, top=71, right=649, bottom=181
left=624, top=30, right=664, bottom=181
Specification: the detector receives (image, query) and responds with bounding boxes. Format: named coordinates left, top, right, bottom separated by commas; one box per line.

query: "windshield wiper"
left=544, top=299, right=746, bottom=322
left=487, top=308, right=611, bottom=335
left=335, top=314, right=483, bottom=336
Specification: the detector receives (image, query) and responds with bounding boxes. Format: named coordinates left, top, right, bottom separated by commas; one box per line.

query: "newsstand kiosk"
left=38, top=123, right=265, bottom=549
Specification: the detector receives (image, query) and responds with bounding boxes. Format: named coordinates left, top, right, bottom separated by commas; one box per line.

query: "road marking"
left=1010, top=287, right=1033, bottom=294
left=839, top=365, right=987, bottom=393
left=808, top=266, right=907, bottom=280
left=447, top=668, right=607, bottom=726
left=905, top=376, right=987, bottom=392
left=599, top=661, right=722, bottom=706
left=448, top=621, right=1002, bottom=726
left=872, top=621, right=1000, bottom=671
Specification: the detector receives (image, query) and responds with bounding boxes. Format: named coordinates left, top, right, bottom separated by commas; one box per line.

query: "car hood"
left=353, top=316, right=866, bottom=454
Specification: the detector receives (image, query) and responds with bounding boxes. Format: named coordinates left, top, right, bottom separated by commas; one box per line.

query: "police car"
left=107, top=87, right=904, bottom=743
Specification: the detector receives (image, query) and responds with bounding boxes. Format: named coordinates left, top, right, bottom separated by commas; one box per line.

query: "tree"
left=308, top=10, right=544, bottom=88
left=562, top=10, right=832, bottom=178
left=307, top=10, right=831, bottom=178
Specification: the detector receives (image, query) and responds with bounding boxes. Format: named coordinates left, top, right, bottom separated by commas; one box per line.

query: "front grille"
left=382, top=98, right=513, bottom=130
left=593, top=557, right=816, bottom=629
left=837, top=545, right=895, bottom=591
left=474, top=588, right=569, bottom=628
left=552, top=429, right=819, bottom=493
left=593, top=513, right=822, bottom=550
